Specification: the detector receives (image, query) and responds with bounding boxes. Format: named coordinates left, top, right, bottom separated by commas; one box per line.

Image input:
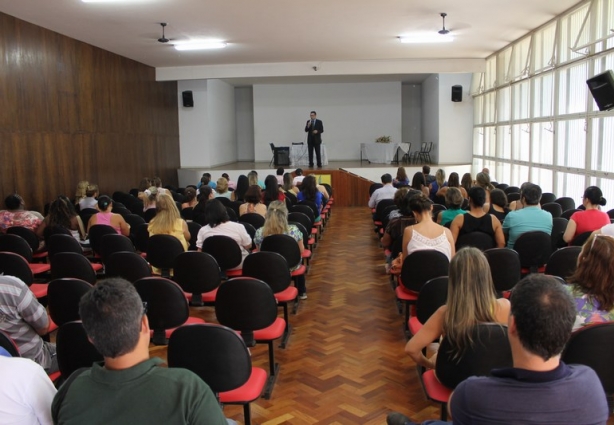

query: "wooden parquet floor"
left=150, top=206, right=438, bottom=425
left=149, top=207, right=614, bottom=425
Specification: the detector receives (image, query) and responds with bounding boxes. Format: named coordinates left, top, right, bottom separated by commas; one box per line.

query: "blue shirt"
left=502, top=206, right=552, bottom=248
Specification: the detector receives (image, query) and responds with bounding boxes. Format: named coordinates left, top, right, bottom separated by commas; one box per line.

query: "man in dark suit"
left=305, top=110, right=324, bottom=168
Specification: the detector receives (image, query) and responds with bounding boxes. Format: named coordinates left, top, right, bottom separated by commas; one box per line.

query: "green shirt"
left=52, top=357, right=228, bottom=425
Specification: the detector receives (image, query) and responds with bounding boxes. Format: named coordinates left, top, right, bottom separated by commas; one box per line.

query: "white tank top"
left=406, top=228, right=452, bottom=261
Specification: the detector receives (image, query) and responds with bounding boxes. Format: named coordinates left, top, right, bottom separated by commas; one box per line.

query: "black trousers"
left=308, top=141, right=322, bottom=166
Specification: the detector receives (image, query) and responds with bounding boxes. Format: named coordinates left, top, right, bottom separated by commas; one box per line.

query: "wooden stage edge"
left=177, top=162, right=472, bottom=207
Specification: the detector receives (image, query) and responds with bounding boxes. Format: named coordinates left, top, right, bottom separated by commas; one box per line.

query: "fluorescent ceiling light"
left=399, top=34, right=454, bottom=43
left=173, top=40, right=227, bottom=51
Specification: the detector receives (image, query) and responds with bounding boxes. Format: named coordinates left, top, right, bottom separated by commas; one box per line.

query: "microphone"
left=307, top=120, right=311, bottom=127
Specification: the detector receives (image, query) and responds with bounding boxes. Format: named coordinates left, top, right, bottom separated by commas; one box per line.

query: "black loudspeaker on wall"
left=451, top=85, right=463, bottom=102
left=587, top=70, right=614, bottom=111
left=182, top=91, right=194, bottom=107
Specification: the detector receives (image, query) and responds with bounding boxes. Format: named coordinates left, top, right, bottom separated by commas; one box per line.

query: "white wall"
left=252, top=82, right=402, bottom=162
left=177, top=79, right=237, bottom=167
left=178, top=80, right=209, bottom=167
left=421, top=74, right=439, bottom=163
left=207, top=79, right=237, bottom=166
left=402, top=84, right=422, bottom=145
left=437, top=74, right=474, bottom=164
left=235, top=87, right=255, bottom=161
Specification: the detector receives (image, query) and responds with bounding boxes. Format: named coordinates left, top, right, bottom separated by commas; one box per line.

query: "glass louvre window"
left=474, top=95, right=484, bottom=125
left=511, top=164, right=529, bottom=187
left=556, top=172, right=586, bottom=204
left=558, top=3, right=591, bottom=64
left=484, top=92, right=496, bottom=124
left=533, top=73, right=554, bottom=118
left=485, top=57, right=497, bottom=90
left=497, top=87, right=511, bottom=122
left=532, top=168, right=554, bottom=193
left=512, top=80, right=530, bottom=120
left=591, top=116, right=614, bottom=172
left=531, top=122, right=554, bottom=165
left=533, top=23, right=557, bottom=73
left=473, top=128, right=484, bottom=156
left=498, top=47, right=513, bottom=85
left=509, top=37, right=531, bottom=81
left=557, top=62, right=589, bottom=115
left=484, top=126, right=497, bottom=157
left=556, top=119, right=586, bottom=169
left=497, top=125, right=512, bottom=160
left=471, top=73, right=484, bottom=95
left=511, top=124, right=530, bottom=161
left=594, top=178, right=614, bottom=204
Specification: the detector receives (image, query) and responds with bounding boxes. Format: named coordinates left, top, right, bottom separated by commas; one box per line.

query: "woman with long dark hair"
left=232, top=175, right=249, bottom=202
left=297, top=175, right=323, bottom=221
left=262, top=175, right=285, bottom=206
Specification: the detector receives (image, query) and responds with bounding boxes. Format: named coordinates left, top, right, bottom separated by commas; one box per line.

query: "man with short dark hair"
left=305, top=110, right=324, bottom=168
left=422, top=165, right=435, bottom=185
left=502, top=183, right=552, bottom=247
left=51, top=278, right=231, bottom=425
left=387, top=274, right=609, bottom=425
left=368, top=173, right=397, bottom=209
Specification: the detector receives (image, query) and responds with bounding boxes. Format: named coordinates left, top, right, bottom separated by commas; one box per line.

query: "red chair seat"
left=219, top=367, right=267, bottom=403
left=91, top=263, right=104, bottom=272
left=422, top=369, right=452, bottom=403
left=308, top=237, right=316, bottom=245
left=254, top=317, right=285, bottom=340
left=521, top=266, right=546, bottom=274
left=32, top=251, right=48, bottom=260
left=408, top=316, right=422, bottom=336
left=149, top=317, right=205, bottom=339
left=29, top=263, right=50, bottom=275
left=290, top=265, right=306, bottom=277
left=48, top=317, right=58, bottom=333
left=202, top=288, right=218, bottom=303
left=373, top=220, right=382, bottom=227
left=395, top=285, right=418, bottom=302
left=226, top=269, right=242, bottom=277
left=48, top=371, right=61, bottom=382
left=301, top=249, right=311, bottom=259
left=275, top=286, right=298, bottom=303
left=29, top=283, right=48, bottom=299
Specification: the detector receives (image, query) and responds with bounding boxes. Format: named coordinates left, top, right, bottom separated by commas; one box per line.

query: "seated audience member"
left=388, top=274, right=609, bottom=425
left=485, top=188, right=510, bottom=223
left=139, top=186, right=158, bottom=212
left=74, top=180, right=89, bottom=207
left=192, top=186, right=214, bottom=226
left=437, top=187, right=466, bottom=226
left=222, top=173, right=236, bottom=190
left=436, top=172, right=467, bottom=200
left=460, top=172, right=473, bottom=197
left=0, top=194, right=44, bottom=233
left=248, top=170, right=265, bottom=189
left=198, top=173, right=216, bottom=190
left=78, top=184, right=99, bottom=211
left=387, top=187, right=411, bottom=221
left=381, top=190, right=417, bottom=251
left=87, top=196, right=130, bottom=236
left=196, top=199, right=252, bottom=268
left=402, top=193, right=455, bottom=265
left=254, top=201, right=307, bottom=298
left=393, top=166, right=409, bottom=188
left=502, top=183, right=552, bottom=248
left=214, top=177, right=232, bottom=199
left=147, top=193, right=189, bottom=250
left=429, top=169, right=447, bottom=202
left=51, top=278, right=230, bottom=425
left=36, top=196, right=86, bottom=242
left=450, top=187, right=505, bottom=248
left=410, top=172, right=430, bottom=197
left=565, top=233, right=614, bottom=329
left=239, top=185, right=267, bottom=217
left=508, top=181, right=530, bottom=211
left=422, top=165, right=435, bottom=185
left=276, top=167, right=285, bottom=185
left=292, top=168, right=306, bottom=186
left=262, top=175, right=285, bottom=206
left=232, top=175, right=249, bottom=202
left=0, top=275, right=58, bottom=373
left=0, top=355, right=57, bottom=425
left=368, top=173, right=397, bottom=209
left=404, top=248, right=509, bottom=374
left=474, top=172, right=494, bottom=204
left=181, top=187, right=198, bottom=209
left=282, top=173, right=299, bottom=203
left=151, top=176, right=169, bottom=196
left=297, top=175, right=324, bottom=221
left=562, top=186, right=609, bottom=244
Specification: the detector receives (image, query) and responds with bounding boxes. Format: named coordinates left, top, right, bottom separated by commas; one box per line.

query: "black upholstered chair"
left=239, top=213, right=265, bottom=230
left=408, top=276, right=448, bottom=336
left=146, top=234, right=185, bottom=277
left=50, top=252, right=98, bottom=284
left=168, top=324, right=267, bottom=425
left=0, top=252, right=49, bottom=299
left=47, top=278, right=93, bottom=326
left=105, top=251, right=152, bottom=283
left=56, top=321, right=103, bottom=379
left=172, top=251, right=221, bottom=306
left=88, top=224, right=118, bottom=258
left=201, top=235, right=243, bottom=278
left=455, top=231, right=496, bottom=252
left=0, top=233, right=50, bottom=275
left=99, top=234, right=135, bottom=265
left=484, top=248, right=521, bottom=295
left=513, top=231, right=552, bottom=274
left=545, top=246, right=581, bottom=280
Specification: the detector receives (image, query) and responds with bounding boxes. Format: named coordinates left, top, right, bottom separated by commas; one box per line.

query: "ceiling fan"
left=438, top=13, right=450, bottom=35
left=158, top=23, right=170, bottom=43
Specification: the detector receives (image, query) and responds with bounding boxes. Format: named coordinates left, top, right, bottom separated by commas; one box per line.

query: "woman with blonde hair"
left=139, top=186, right=158, bottom=212
left=405, top=247, right=510, bottom=373
left=75, top=180, right=89, bottom=206
left=254, top=201, right=306, bottom=297
left=79, top=184, right=99, bottom=210
left=429, top=169, right=447, bottom=201
left=147, top=193, right=190, bottom=251
left=475, top=171, right=494, bottom=204
left=565, top=233, right=614, bottom=329
left=215, top=177, right=232, bottom=199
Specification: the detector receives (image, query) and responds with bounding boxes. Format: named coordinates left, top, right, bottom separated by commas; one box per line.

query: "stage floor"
left=178, top=161, right=473, bottom=188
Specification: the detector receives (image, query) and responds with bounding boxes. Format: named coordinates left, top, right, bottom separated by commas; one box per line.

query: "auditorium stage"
left=177, top=161, right=472, bottom=189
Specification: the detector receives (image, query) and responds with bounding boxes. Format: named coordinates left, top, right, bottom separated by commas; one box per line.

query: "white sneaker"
left=299, top=293, right=308, bottom=300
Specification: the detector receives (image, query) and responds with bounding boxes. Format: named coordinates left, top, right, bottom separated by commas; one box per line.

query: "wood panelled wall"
left=304, top=169, right=373, bottom=207
left=0, top=12, right=180, bottom=212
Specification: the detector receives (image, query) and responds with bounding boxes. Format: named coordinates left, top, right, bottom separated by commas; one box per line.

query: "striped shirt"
left=0, top=275, right=50, bottom=368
